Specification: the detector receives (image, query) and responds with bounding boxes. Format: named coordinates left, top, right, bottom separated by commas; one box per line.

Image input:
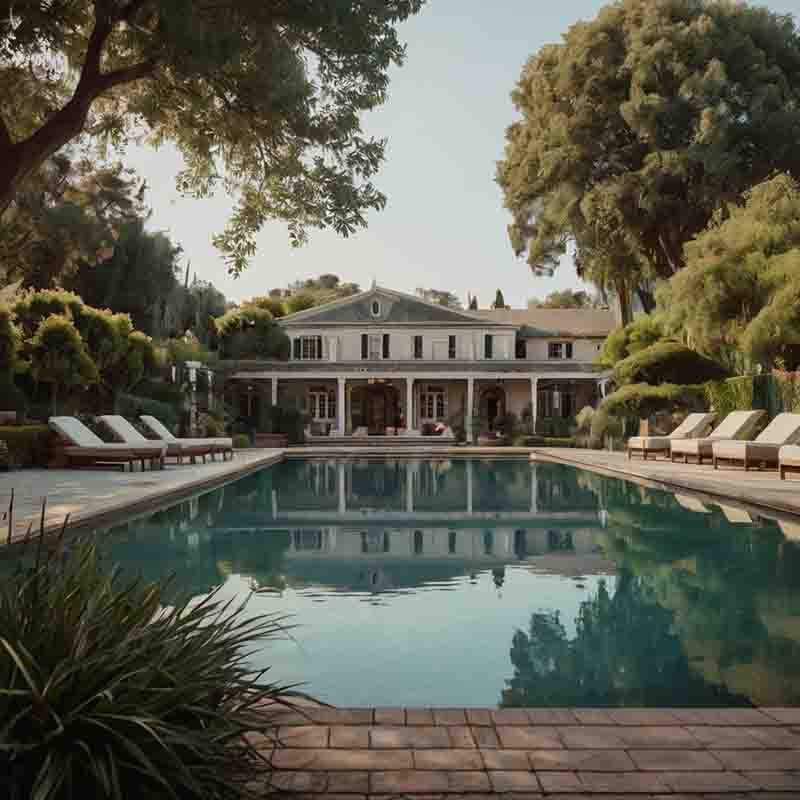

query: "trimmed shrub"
left=117, top=393, right=179, bottom=429
left=525, top=436, right=577, bottom=447
left=215, top=307, right=290, bottom=360
left=0, top=539, right=291, bottom=800
left=233, top=433, right=251, bottom=449
left=0, top=425, right=51, bottom=467
left=705, top=377, right=756, bottom=420
left=615, top=341, right=730, bottom=386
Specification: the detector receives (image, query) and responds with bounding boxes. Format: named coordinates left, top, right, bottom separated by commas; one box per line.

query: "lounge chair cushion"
left=627, top=436, right=675, bottom=451
left=752, top=412, right=800, bottom=445
left=50, top=416, right=107, bottom=447
left=98, top=416, right=167, bottom=455
left=712, top=440, right=780, bottom=462
left=139, top=415, right=232, bottom=449
left=670, top=438, right=715, bottom=457
left=628, top=413, right=714, bottom=451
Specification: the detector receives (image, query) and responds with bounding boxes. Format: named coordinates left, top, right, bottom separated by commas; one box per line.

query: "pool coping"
left=258, top=702, right=800, bottom=797
left=531, top=447, right=800, bottom=522
left=1, top=449, right=285, bottom=547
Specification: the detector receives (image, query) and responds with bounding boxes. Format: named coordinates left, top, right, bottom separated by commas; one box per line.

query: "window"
left=361, top=333, right=368, bottom=359
left=537, top=383, right=576, bottom=420
left=414, top=335, right=423, bottom=359
left=548, top=341, right=574, bottom=360
left=448, top=335, right=456, bottom=360
left=448, top=531, right=457, bottom=554
left=383, top=333, right=390, bottom=359
left=485, top=334, right=494, bottom=359
left=413, top=530, right=423, bottom=555
left=515, top=338, right=527, bottom=359
left=298, top=335, right=323, bottom=360
left=371, top=300, right=381, bottom=317
left=420, top=386, right=447, bottom=419
left=308, top=389, right=336, bottom=420
left=369, top=334, right=382, bottom=359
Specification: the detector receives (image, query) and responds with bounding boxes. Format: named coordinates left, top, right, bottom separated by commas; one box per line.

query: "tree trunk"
left=614, top=278, right=632, bottom=326
left=635, top=286, right=656, bottom=314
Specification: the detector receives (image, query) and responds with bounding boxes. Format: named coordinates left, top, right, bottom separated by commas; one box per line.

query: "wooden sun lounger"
left=99, top=415, right=214, bottom=465
left=712, top=413, right=800, bottom=471
left=139, top=415, right=234, bottom=461
left=626, top=413, right=715, bottom=460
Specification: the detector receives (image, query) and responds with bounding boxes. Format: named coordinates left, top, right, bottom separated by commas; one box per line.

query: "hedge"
left=525, top=436, right=577, bottom=448
left=0, top=425, right=51, bottom=467
left=615, top=341, right=729, bottom=386
left=117, top=393, right=179, bottom=429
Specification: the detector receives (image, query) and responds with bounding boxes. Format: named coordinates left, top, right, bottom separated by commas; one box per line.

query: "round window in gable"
left=371, top=300, right=381, bottom=317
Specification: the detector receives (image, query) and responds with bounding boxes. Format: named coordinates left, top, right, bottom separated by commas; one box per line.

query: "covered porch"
left=229, top=369, right=610, bottom=442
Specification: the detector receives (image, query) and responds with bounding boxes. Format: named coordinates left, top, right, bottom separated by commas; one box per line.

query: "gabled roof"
left=475, top=308, right=617, bottom=338
left=279, top=286, right=513, bottom=326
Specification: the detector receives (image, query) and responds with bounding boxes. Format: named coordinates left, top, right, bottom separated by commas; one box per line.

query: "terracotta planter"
left=253, top=433, right=289, bottom=448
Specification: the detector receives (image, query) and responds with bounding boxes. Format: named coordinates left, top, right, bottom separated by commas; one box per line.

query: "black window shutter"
left=293, top=338, right=301, bottom=359
left=361, top=334, right=368, bottom=359
left=316, top=336, right=323, bottom=360
left=382, top=333, right=390, bottom=359
left=566, top=342, right=573, bottom=359
left=449, top=335, right=456, bottom=359
left=485, top=334, right=493, bottom=359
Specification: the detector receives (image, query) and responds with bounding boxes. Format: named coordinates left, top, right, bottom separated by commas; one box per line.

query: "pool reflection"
left=101, top=458, right=800, bottom=707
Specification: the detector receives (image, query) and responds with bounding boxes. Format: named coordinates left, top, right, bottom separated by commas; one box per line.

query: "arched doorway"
left=480, top=385, right=506, bottom=432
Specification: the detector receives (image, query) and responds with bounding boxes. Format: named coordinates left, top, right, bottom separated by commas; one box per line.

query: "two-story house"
left=227, top=284, right=614, bottom=439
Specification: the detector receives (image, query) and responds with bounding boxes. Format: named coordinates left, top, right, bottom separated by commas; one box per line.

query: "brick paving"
left=256, top=705, right=800, bottom=797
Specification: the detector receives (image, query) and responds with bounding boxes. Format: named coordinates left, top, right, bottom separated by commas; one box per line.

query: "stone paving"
left=0, top=448, right=282, bottom=544
left=258, top=706, right=800, bottom=797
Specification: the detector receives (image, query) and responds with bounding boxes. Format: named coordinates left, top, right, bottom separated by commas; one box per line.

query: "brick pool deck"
left=260, top=705, right=800, bottom=797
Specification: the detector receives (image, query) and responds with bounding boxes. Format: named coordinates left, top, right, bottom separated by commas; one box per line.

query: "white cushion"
left=98, top=415, right=149, bottom=444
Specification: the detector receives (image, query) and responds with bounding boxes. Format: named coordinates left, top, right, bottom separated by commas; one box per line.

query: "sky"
left=122, top=0, right=798, bottom=308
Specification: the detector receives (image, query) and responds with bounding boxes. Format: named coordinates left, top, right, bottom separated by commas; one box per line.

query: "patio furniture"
left=626, top=412, right=715, bottom=460
left=100, top=415, right=213, bottom=465
left=674, top=494, right=711, bottom=513
left=138, top=415, right=234, bottom=461
left=712, top=413, right=800, bottom=471
left=779, top=444, right=800, bottom=480
left=669, top=410, right=766, bottom=464
left=49, top=416, right=165, bottom=471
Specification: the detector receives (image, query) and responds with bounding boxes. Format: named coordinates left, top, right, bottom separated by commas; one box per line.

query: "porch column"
left=337, top=377, right=346, bottom=435
left=271, top=377, right=278, bottom=406
left=466, top=378, right=474, bottom=443
left=530, top=377, right=538, bottom=435
left=405, top=377, right=414, bottom=431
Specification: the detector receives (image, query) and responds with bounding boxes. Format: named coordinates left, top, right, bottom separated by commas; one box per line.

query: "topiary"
left=615, top=341, right=730, bottom=386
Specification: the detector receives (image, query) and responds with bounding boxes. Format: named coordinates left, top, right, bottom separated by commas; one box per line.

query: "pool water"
left=101, top=458, right=800, bottom=708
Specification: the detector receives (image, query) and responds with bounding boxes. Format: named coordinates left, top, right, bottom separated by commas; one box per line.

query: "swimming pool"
left=102, top=457, right=800, bottom=708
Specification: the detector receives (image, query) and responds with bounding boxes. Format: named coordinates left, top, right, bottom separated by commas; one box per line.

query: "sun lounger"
left=670, top=410, right=765, bottom=464
left=712, top=413, right=800, bottom=471
left=100, top=415, right=215, bottom=465
left=779, top=445, right=800, bottom=480
left=626, top=413, right=715, bottom=460
left=49, top=416, right=165, bottom=471
left=139, top=414, right=233, bottom=461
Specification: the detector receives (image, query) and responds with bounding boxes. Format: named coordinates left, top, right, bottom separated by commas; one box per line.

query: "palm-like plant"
left=0, top=538, right=294, bottom=799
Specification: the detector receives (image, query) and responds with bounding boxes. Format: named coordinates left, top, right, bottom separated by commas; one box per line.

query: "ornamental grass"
left=0, top=536, right=295, bottom=800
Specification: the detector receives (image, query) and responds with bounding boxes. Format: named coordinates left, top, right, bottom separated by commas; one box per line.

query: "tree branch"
left=97, top=59, right=157, bottom=91
left=0, top=112, right=12, bottom=150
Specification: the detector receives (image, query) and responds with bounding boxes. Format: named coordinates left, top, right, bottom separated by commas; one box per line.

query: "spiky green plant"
left=0, top=538, right=294, bottom=800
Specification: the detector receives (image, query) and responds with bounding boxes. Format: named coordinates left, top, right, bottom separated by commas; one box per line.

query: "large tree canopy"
left=658, top=173, right=800, bottom=370
left=498, top=0, right=800, bottom=287
left=0, top=0, right=425, bottom=273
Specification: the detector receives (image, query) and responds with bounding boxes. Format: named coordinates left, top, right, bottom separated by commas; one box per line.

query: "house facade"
left=227, top=285, right=614, bottom=439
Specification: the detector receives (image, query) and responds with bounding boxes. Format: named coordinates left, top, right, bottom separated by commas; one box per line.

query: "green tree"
left=658, top=174, right=800, bottom=370
left=0, top=1, right=425, bottom=274
left=498, top=0, right=800, bottom=287
left=415, top=288, right=462, bottom=309
left=0, top=155, right=146, bottom=287
left=29, top=315, right=98, bottom=415
left=242, top=296, right=286, bottom=319
left=215, top=308, right=290, bottom=360
left=0, top=304, right=21, bottom=402
left=530, top=289, right=595, bottom=309
left=284, top=293, right=317, bottom=315
left=66, top=218, right=182, bottom=336
left=598, top=316, right=664, bottom=367
left=493, top=289, right=506, bottom=309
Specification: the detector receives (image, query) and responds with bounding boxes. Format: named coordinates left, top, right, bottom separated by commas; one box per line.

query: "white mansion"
left=228, top=285, right=615, bottom=440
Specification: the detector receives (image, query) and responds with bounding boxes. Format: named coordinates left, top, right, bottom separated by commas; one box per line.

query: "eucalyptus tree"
left=498, top=0, right=800, bottom=288
left=0, top=0, right=425, bottom=273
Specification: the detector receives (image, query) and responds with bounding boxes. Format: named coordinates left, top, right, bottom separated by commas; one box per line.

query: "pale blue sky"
left=123, top=0, right=797, bottom=307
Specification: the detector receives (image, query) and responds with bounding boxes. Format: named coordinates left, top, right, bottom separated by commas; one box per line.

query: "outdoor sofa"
left=626, top=412, right=715, bottom=460
left=139, top=414, right=234, bottom=461
left=669, top=410, right=765, bottom=464
left=99, top=415, right=216, bottom=465
left=712, top=413, right=800, bottom=471
left=49, top=416, right=166, bottom=471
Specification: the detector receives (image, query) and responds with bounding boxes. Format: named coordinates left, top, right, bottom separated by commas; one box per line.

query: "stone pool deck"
left=261, top=705, right=800, bottom=797
left=532, top=448, right=800, bottom=521
left=0, top=448, right=282, bottom=544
